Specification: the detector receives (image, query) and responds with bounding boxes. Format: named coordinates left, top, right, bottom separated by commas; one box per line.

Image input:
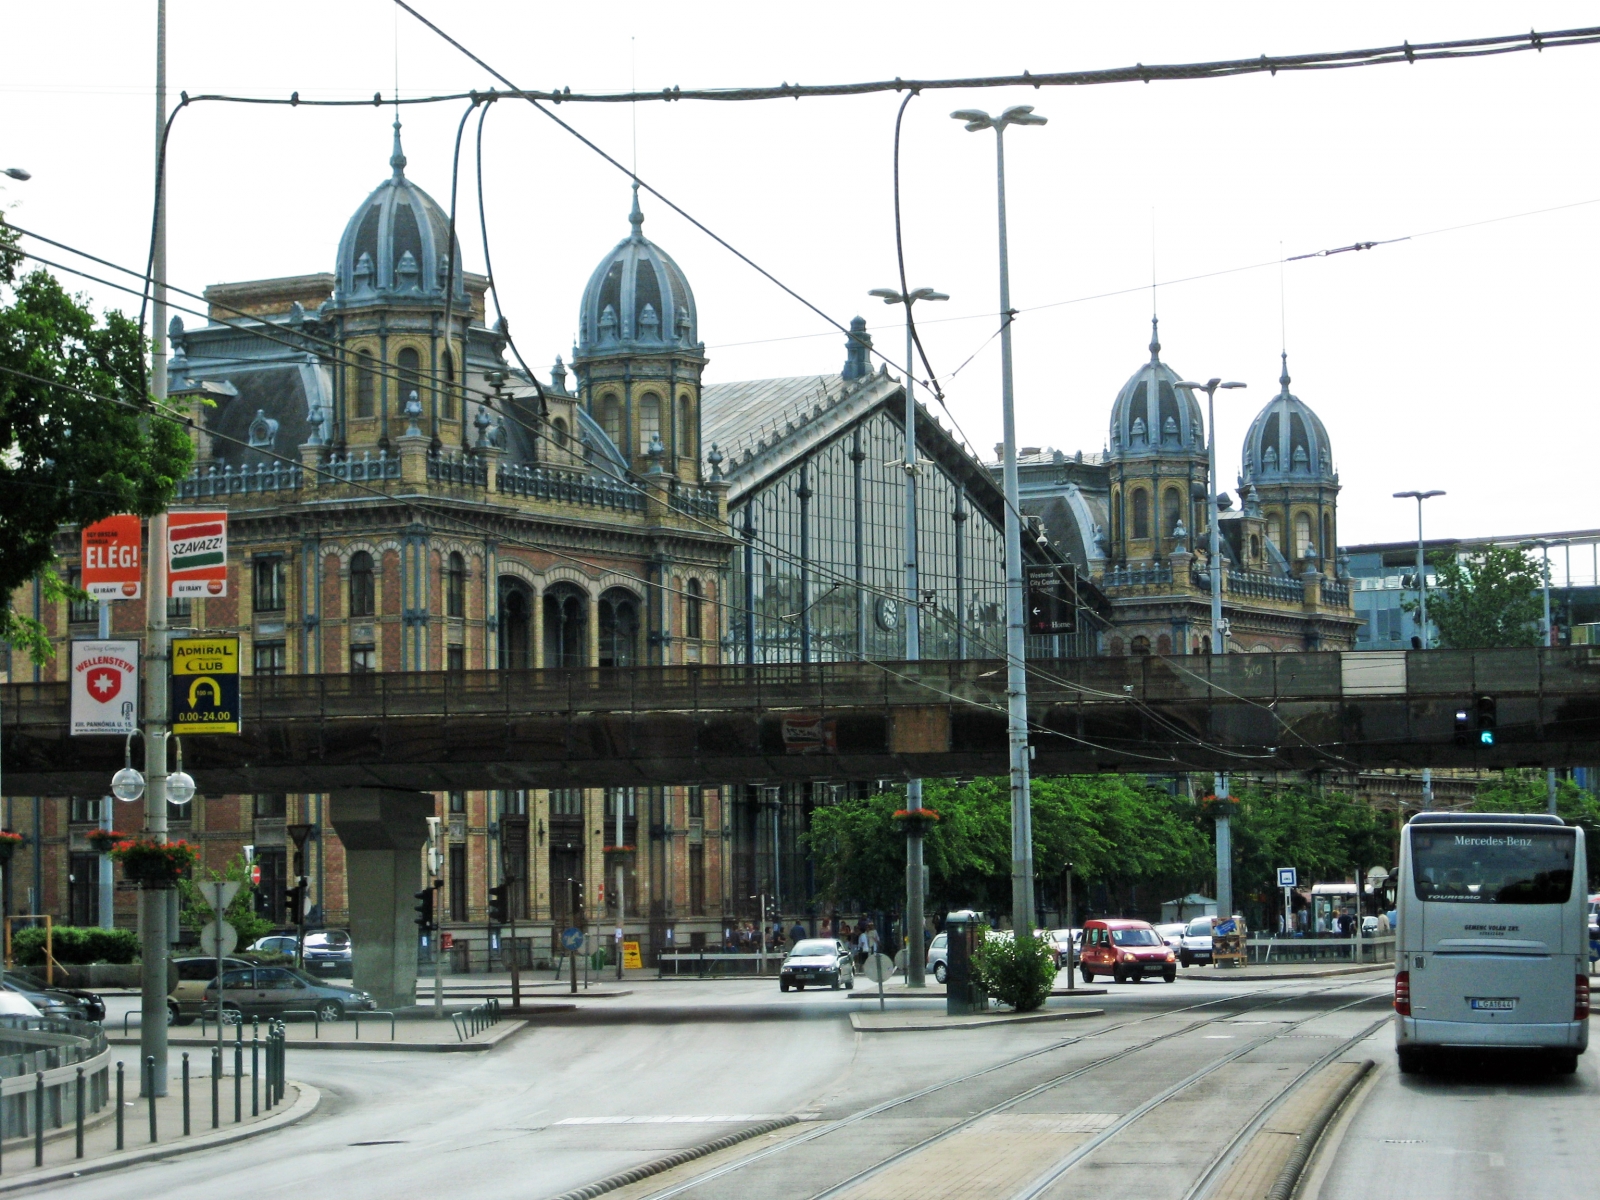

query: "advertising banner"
left=170, top=635, right=240, bottom=734
left=168, top=511, right=228, bottom=598
left=70, top=640, right=140, bottom=736
left=81, top=515, right=143, bottom=601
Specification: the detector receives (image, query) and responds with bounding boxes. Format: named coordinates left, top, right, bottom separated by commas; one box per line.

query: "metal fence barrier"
left=352, top=1010, right=397, bottom=1041
left=450, top=998, right=501, bottom=1043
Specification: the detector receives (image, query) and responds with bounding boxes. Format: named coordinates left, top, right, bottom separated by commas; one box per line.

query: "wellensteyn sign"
left=70, top=640, right=140, bottom=736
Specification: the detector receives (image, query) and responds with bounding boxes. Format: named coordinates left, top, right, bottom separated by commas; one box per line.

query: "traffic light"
left=1476, top=694, right=1497, bottom=746
left=285, top=878, right=308, bottom=925
left=1453, top=706, right=1472, bottom=747
left=488, top=883, right=510, bottom=925
left=414, top=886, right=435, bottom=932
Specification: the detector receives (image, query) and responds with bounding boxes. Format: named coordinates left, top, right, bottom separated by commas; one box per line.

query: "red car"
left=1078, top=918, right=1177, bottom=984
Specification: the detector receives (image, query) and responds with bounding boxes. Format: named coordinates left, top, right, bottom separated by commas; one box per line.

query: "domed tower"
left=1240, top=354, right=1339, bottom=575
left=1105, top=318, right=1209, bottom=564
left=326, top=122, right=471, bottom=449
left=572, top=183, right=706, bottom=482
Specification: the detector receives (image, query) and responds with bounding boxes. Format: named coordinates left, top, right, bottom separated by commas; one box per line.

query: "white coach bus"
left=1395, top=811, right=1590, bottom=1073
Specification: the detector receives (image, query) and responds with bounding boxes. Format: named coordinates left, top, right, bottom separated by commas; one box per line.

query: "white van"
left=1395, top=812, right=1590, bottom=1073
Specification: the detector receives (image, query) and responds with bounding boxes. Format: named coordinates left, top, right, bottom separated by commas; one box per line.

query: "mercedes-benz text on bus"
left=1395, top=812, right=1589, bottom=1073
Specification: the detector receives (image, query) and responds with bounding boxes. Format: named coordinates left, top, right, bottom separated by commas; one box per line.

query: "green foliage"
left=0, top=218, right=192, bottom=663
left=806, top=774, right=1210, bottom=915
left=1228, top=785, right=1393, bottom=899
left=971, top=930, right=1057, bottom=1011
left=1471, top=772, right=1600, bottom=887
left=12, top=925, right=140, bottom=966
left=178, top=854, right=275, bottom=945
left=1406, top=545, right=1544, bottom=649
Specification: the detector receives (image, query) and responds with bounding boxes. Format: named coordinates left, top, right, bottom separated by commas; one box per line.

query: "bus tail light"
left=1394, top=971, right=1411, bottom=1016
left=1577, top=975, right=1590, bottom=1022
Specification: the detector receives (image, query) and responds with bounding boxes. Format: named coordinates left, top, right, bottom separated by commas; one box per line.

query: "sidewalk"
left=0, top=1069, right=317, bottom=1192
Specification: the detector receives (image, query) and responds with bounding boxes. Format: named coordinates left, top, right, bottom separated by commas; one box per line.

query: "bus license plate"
left=1470, top=998, right=1517, bottom=1011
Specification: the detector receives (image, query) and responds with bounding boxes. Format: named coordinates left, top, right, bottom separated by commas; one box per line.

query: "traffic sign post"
left=200, top=880, right=241, bottom=1067
left=1277, top=868, right=1297, bottom=937
left=863, top=952, right=895, bottom=1012
left=169, top=637, right=240, bottom=735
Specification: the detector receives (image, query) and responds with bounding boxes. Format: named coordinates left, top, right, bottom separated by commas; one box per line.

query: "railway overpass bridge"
left=4, top=647, right=1598, bottom=797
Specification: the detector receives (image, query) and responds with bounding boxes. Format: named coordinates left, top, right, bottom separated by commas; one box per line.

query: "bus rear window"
left=1412, top=826, right=1575, bottom=904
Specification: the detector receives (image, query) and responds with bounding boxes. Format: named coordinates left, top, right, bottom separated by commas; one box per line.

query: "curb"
left=1184, top=965, right=1389, bottom=982
left=107, top=1018, right=530, bottom=1054
left=850, top=1007, right=1104, bottom=1032
left=0, top=1082, right=320, bottom=1193
left=543, top=1115, right=801, bottom=1200
left=1264, top=1059, right=1374, bottom=1200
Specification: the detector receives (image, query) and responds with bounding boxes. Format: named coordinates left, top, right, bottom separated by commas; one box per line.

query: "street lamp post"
left=1394, top=490, right=1445, bottom=811
left=1534, top=539, right=1566, bottom=814
left=952, top=105, right=1046, bottom=937
left=868, top=284, right=948, bottom=987
left=1177, top=378, right=1246, bottom=924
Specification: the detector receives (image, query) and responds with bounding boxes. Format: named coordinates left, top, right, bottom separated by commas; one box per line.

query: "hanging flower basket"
left=892, top=808, right=941, bottom=836
left=0, top=831, right=22, bottom=863
left=110, top=838, right=198, bottom=888
left=1197, top=794, right=1240, bottom=821
left=85, top=828, right=127, bottom=855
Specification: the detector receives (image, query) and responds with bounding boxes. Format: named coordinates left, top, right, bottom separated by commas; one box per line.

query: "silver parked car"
left=779, top=938, right=855, bottom=992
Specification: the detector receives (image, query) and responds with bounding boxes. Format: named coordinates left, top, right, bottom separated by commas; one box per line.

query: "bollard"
left=264, top=1029, right=273, bottom=1111
left=182, top=1052, right=191, bottom=1135
left=34, top=1072, right=44, bottom=1167
left=76, top=1066, right=85, bottom=1158
left=116, top=1061, right=125, bottom=1149
left=251, top=1031, right=260, bottom=1117
left=146, top=1056, right=158, bottom=1143
left=211, top=1046, right=220, bottom=1129
left=234, top=1041, right=242, bottom=1123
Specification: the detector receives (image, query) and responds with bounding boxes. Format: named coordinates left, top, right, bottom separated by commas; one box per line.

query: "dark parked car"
left=169, top=956, right=252, bottom=1024
left=205, top=966, right=375, bottom=1022
left=248, top=930, right=354, bottom=978
left=779, top=938, right=855, bottom=992
left=2, top=971, right=104, bottom=1022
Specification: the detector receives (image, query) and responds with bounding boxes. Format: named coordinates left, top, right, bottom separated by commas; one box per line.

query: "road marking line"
left=555, top=1115, right=787, bottom=1125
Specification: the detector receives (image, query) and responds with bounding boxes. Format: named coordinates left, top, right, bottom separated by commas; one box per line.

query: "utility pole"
left=1537, top=540, right=1563, bottom=814
left=615, top=790, right=624, bottom=980
left=952, top=106, right=1045, bottom=936
left=138, top=0, right=172, bottom=1097
left=98, top=596, right=115, bottom=931
left=1394, top=490, right=1444, bottom=813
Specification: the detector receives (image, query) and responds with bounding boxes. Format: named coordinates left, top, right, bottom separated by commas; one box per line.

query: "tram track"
left=621, top=975, right=1388, bottom=1200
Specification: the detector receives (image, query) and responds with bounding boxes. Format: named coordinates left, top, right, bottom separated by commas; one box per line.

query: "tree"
left=1228, top=784, right=1392, bottom=903
left=1472, top=771, right=1600, bottom=888
left=1410, top=545, right=1543, bottom=649
left=178, top=853, right=275, bottom=946
left=0, top=220, right=192, bottom=661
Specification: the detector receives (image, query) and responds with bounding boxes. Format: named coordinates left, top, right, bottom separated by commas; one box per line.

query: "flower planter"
left=111, top=839, right=198, bottom=889
left=84, top=829, right=127, bottom=855
left=0, top=832, right=22, bottom=864
left=892, top=809, right=941, bottom=836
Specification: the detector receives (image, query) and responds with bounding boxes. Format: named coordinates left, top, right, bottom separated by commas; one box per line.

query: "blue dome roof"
left=332, top=123, right=465, bottom=308
left=577, top=185, right=698, bottom=354
left=1240, top=355, right=1335, bottom=485
left=1107, top=318, right=1204, bottom=461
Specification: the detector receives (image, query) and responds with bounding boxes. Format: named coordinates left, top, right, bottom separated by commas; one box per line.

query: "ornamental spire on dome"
left=628, top=179, right=644, bottom=239
left=390, top=119, right=407, bottom=177
left=1149, top=314, right=1161, bottom=362
left=1279, top=351, right=1291, bottom=396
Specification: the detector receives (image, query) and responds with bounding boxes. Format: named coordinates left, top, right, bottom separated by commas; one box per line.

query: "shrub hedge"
left=13, top=925, right=140, bottom=966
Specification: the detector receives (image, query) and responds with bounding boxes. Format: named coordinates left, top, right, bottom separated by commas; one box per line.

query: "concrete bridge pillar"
left=329, top=788, right=435, bottom=1010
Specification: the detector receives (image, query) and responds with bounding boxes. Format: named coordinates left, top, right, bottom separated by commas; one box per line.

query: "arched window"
left=542, top=583, right=587, bottom=668
left=1156, top=634, right=1172, bottom=655
left=1250, top=534, right=1262, bottom=560
left=355, top=351, right=376, bottom=419
left=1266, top=514, right=1283, bottom=550
left=599, top=394, right=622, bottom=449
left=349, top=551, right=374, bottom=618
left=1110, top=489, right=1122, bottom=549
left=446, top=551, right=466, bottom=619
left=1131, top=489, right=1150, bottom=540
left=1294, top=512, right=1314, bottom=559
left=441, top=349, right=456, bottom=421
left=1131, top=634, right=1151, bottom=655
left=551, top=416, right=569, bottom=446
left=397, top=347, right=421, bottom=416
left=1162, top=488, right=1182, bottom=538
left=599, top=588, right=640, bottom=667
left=499, top=578, right=533, bottom=669
left=1321, top=513, right=1333, bottom=562
left=685, top=578, right=704, bottom=640
left=638, top=392, right=661, bottom=456
left=678, top=395, right=695, bottom=460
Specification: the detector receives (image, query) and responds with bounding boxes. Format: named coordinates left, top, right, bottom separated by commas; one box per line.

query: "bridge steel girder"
left=4, top=649, right=1600, bottom=794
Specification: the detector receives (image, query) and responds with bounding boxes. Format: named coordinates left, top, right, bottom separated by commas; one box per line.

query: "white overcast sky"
left=5, top=2, right=1599, bottom=553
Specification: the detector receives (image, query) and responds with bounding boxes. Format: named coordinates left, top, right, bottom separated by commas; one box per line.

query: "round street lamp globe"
left=111, top=766, right=146, bottom=802
left=167, top=771, right=196, bottom=806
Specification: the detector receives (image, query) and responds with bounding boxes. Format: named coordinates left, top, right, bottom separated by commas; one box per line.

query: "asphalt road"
left=73, top=971, right=1594, bottom=1200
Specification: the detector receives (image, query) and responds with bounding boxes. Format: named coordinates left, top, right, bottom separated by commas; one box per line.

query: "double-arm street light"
left=1176, top=378, right=1246, bottom=924
left=1394, top=489, right=1444, bottom=812
left=868, top=284, right=948, bottom=986
left=1532, top=538, right=1568, bottom=814
left=951, top=104, right=1045, bottom=936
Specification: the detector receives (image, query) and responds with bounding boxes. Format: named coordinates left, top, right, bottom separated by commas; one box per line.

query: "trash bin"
left=944, top=910, right=988, bottom=1016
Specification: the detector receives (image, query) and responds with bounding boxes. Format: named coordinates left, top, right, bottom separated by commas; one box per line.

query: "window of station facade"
left=349, top=551, right=375, bottom=618
left=67, top=567, right=95, bottom=623
left=253, top=556, right=286, bottom=612
left=638, top=392, right=661, bottom=455
left=69, top=796, right=102, bottom=824
left=598, top=589, right=639, bottom=667
left=685, top=578, right=704, bottom=640
left=447, top=644, right=464, bottom=672
left=168, top=596, right=192, bottom=626
left=253, top=641, right=286, bottom=676
left=542, top=584, right=586, bottom=668
left=350, top=644, right=375, bottom=673
left=397, top=347, right=421, bottom=415
left=355, top=350, right=376, bottom=418
left=500, top=577, right=533, bottom=668
left=446, top=551, right=466, bottom=618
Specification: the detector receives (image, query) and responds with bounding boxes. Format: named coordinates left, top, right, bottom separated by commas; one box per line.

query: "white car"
left=1046, top=928, right=1082, bottom=968
left=927, top=932, right=948, bottom=983
left=1178, top=915, right=1216, bottom=967
left=0, top=990, right=42, bottom=1018
left=1153, top=923, right=1186, bottom=954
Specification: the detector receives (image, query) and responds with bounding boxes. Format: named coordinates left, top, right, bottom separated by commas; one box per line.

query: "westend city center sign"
left=81, top=515, right=143, bottom=601
left=69, top=640, right=140, bottom=735
left=170, top=636, right=241, bottom=734
left=168, top=511, right=228, bottom=598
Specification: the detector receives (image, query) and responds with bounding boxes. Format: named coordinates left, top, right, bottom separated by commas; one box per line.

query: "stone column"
left=397, top=430, right=430, bottom=486
left=329, top=789, right=436, bottom=1010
